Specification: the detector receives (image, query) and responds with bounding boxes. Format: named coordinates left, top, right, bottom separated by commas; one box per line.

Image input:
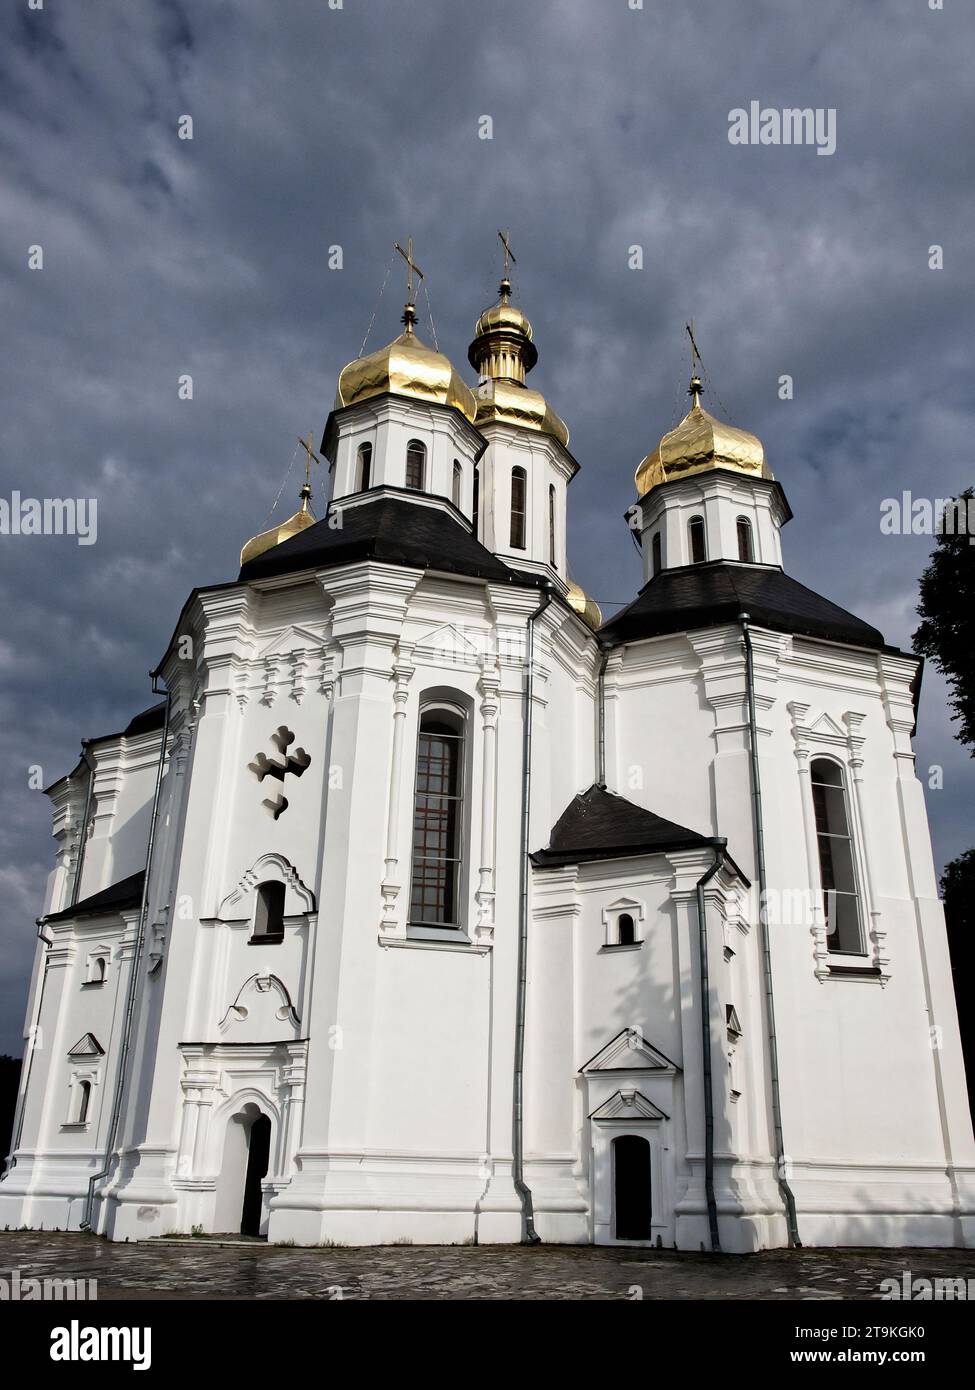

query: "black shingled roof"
left=532, top=784, right=710, bottom=867
left=45, top=871, right=145, bottom=923
left=598, top=561, right=885, bottom=650
left=238, top=490, right=535, bottom=587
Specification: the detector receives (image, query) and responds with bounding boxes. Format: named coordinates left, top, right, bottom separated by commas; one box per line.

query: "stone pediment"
left=580, top=1028, right=679, bottom=1075
left=67, top=1032, right=104, bottom=1059
left=589, top=1089, right=669, bottom=1122
left=256, top=624, right=328, bottom=660
left=412, top=623, right=485, bottom=666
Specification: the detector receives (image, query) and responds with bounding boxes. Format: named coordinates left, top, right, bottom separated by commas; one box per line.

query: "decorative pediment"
left=580, top=1028, right=679, bottom=1075
left=219, top=973, right=300, bottom=1036
left=412, top=623, right=485, bottom=667
left=67, top=1032, right=104, bottom=1059
left=256, top=624, right=327, bottom=661
left=589, top=1089, right=668, bottom=1123
left=216, top=853, right=316, bottom=920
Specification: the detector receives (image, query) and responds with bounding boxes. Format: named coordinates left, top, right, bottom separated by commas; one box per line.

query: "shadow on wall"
left=0, top=1056, right=22, bottom=1176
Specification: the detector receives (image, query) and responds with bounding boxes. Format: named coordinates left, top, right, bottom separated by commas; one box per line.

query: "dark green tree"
left=941, top=852, right=975, bottom=1116
left=913, top=488, right=975, bottom=752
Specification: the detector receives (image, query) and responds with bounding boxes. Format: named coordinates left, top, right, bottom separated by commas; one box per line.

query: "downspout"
left=596, top=646, right=609, bottom=786
left=696, top=841, right=725, bottom=1252
left=514, top=582, right=554, bottom=1244
left=7, top=746, right=96, bottom=1172
left=740, top=614, right=801, bottom=1248
left=81, top=682, right=171, bottom=1232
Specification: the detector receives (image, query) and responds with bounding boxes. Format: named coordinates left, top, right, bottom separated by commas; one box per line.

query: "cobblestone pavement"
left=0, top=1232, right=973, bottom=1299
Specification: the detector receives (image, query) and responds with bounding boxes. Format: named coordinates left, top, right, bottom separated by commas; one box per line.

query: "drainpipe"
left=513, top=582, right=554, bottom=1244
left=596, top=646, right=609, bottom=786
left=740, top=614, right=801, bottom=1248
left=696, top=841, right=726, bottom=1252
left=81, top=682, right=171, bottom=1232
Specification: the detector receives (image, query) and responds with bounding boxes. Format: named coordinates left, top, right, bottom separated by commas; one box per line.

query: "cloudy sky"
left=0, top=0, right=972, bottom=1053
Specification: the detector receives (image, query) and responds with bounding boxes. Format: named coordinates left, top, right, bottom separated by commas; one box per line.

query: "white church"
left=3, top=259, right=973, bottom=1252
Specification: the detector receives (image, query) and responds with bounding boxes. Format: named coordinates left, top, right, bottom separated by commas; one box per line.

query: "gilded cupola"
left=467, top=278, right=569, bottom=448
left=635, top=376, right=771, bottom=497
left=335, top=302, right=478, bottom=425
left=565, top=577, right=602, bottom=630
left=240, top=479, right=316, bottom=567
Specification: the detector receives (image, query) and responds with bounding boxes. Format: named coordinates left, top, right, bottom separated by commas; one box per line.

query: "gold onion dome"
left=565, top=577, right=602, bottom=630
left=241, top=482, right=316, bottom=567
left=635, top=376, right=771, bottom=497
left=468, top=278, right=569, bottom=448
left=335, top=303, right=477, bottom=424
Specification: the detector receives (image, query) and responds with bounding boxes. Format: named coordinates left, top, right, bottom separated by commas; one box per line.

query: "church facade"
left=2, top=273, right=972, bottom=1252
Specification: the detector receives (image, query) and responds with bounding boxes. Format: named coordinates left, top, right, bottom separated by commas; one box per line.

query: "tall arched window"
left=406, top=439, right=426, bottom=491
left=410, top=705, right=466, bottom=930
left=651, top=531, right=662, bottom=577
left=548, top=485, right=557, bottom=567
left=77, top=1080, right=92, bottom=1125
left=688, top=515, right=707, bottom=564
left=736, top=516, right=753, bottom=563
left=452, top=460, right=462, bottom=508
left=810, top=758, right=863, bottom=953
left=252, top=880, right=286, bottom=943
left=472, top=465, right=480, bottom=535
left=355, top=441, right=372, bottom=492
left=617, top=913, right=636, bottom=946
left=510, top=467, right=527, bottom=549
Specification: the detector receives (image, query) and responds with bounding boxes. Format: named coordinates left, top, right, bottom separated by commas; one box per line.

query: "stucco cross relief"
left=248, top=726, right=311, bottom=819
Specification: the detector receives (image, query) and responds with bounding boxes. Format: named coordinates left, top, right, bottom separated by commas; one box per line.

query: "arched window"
left=252, top=880, right=286, bottom=943
left=548, top=484, right=557, bottom=567
left=651, top=531, right=662, bottom=577
left=355, top=441, right=372, bottom=492
left=736, top=516, right=753, bottom=563
left=510, top=467, right=527, bottom=549
left=410, top=705, right=466, bottom=930
left=405, top=439, right=426, bottom=491
left=452, top=460, right=462, bottom=508
left=617, top=913, right=636, bottom=946
left=472, top=465, right=480, bottom=535
left=93, top=957, right=106, bottom=983
left=77, top=1080, right=92, bottom=1125
left=810, top=758, right=863, bottom=953
left=688, top=515, right=707, bottom=564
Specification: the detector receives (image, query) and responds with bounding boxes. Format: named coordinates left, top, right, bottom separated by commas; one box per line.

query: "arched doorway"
left=240, top=1113, right=271, bottom=1237
left=613, top=1134, right=652, bottom=1240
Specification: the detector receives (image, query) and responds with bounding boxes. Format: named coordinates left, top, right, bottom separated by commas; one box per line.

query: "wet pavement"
left=0, top=1231, right=972, bottom=1299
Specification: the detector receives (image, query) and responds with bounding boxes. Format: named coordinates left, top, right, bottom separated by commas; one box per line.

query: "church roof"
left=45, top=870, right=145, bottom=923
left=598, top=561, right=886, bottom=650
left=532, top=783, right=710, bottom=868
left=237, top=489, right=537, bottom=587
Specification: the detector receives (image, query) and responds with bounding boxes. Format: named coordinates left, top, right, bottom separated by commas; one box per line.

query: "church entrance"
left=613, top=1134, right=652, bottom=1240
left=240, top=1113, right=271, bottom=1237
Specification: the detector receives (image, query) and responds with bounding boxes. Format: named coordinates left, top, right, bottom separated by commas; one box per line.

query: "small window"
left=452, top=460, right=462, bottom=508
left=77, top=1080, right=92, bottom=1125
left=651, top=531, right=662, bottom=577
left=736, top=516, right=753, bottom=563
left=252, top=880, right=286, bottom=943
left=548, top=485, right=557, bottom=568
left=406, top=439, right=426, bottom=491
left=810, top=758, right=864, bottom=954
left=688, top=515, right=707, bottom=564
left=510, top=467, right=527, bottom=549
left=472, top=465, right=480, bottom=535
left=355, top=441, right=372, bottom=491
left=618, top=913, right=636, bottom=946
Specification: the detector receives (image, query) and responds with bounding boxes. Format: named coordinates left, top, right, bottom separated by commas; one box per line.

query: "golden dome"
left=565, top=578, right=602, bottom=630
left=241, top=486, right=316, bottom=567
left=335, top=306, right=478, bottom=425
left=468, top=279, right=568, bottom=447
left=635, top=377, right=771, bottom=497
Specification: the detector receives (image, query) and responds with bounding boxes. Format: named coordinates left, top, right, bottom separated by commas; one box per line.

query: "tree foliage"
left=913, top=487, right=975, bottom=753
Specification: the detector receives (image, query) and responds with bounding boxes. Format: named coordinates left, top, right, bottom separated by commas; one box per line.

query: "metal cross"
left=297, top=433, right=321, bottom=490
left=686, top=320, right=704, bottom=371
left=394, top=238, right=425, bottom=300
left=498, top=228, right=517, bottom=276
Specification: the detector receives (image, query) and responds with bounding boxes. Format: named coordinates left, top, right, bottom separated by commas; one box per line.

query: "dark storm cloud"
left=0, top=0, right=972, bottom=1050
